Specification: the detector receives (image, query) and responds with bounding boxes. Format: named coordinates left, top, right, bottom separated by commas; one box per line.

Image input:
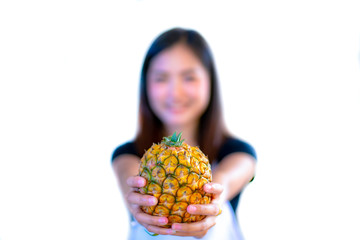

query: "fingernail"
left=159, top=217, right=167, bottom=224
left=137, top=178, right=145, bottom=186
left=172, top=224, right=181, bottom=230
left=188, top=205, right=196, bottom=212
left=148, top=198, right=156, bottom=205
left=166, top=229, right=176, bottom=234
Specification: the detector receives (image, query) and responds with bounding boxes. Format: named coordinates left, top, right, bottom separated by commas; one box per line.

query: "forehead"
left=148, top=44, right=204, bottom=73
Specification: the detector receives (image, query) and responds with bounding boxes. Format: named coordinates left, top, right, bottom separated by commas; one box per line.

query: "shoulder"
left=217, top=136, right=257, bottom=162
left=111, top=141, right=139, bottom=162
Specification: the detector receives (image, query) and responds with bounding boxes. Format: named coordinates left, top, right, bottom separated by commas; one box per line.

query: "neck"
left=165, top=123, right=199, bottom=147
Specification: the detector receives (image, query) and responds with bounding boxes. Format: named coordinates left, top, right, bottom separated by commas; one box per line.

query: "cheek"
left=148, top=83, right=166, bottom=105
left=195, top=81, right=211, bottom=107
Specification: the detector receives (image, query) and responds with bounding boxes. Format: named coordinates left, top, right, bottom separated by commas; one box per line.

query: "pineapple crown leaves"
left=162, top=132, right=185, bottom=147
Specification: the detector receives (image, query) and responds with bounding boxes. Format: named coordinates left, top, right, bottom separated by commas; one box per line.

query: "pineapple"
left=138, top=132, right=213, bottom=227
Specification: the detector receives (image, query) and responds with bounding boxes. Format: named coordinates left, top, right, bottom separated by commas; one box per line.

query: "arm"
left=212, top=152, right=256, bottom=206
left=112, top=154, right=140, bottom=210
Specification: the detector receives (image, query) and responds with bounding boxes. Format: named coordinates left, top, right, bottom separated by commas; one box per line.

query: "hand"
left=125, top=176, right=172, bottom=232
left=144, top=182, right=224, bottom=238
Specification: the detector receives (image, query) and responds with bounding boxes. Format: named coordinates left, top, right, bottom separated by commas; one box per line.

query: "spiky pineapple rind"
left=138, top=132, right=213, bottom=227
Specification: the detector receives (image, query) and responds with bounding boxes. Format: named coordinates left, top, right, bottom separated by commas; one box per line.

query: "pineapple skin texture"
left=139, top=141, right=213, bottom=227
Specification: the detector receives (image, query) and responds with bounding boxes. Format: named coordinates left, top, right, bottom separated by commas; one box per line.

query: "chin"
left=163, top=118, right=188, bottom=128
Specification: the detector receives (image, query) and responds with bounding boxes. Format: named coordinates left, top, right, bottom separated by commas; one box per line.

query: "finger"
left=187, top=203, right=221, bottom=216
left=194, top=233, right=208, bottom=239
left=127, top=203, right=140, bottom=216
left=171, top=216, right=216, bottom=233
left=146, top=225, right=207, bottom=237
left=172, top=230, right=208, bottom=238
left=126, top=176, right=146, bottom=187
left=144, top=224, right=177, bottom=235
left=133, top=212, right=169, bottom=227
left=203, top=183, right=223, bottom=194
left=127, top=191, right=158, bottom=206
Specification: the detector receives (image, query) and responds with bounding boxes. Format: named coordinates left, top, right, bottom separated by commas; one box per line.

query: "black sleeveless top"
left=111, top=137, right=257, bottom=213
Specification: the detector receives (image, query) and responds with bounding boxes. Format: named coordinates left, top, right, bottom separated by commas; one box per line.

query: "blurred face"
left=147, top=43, right=211, bottom=129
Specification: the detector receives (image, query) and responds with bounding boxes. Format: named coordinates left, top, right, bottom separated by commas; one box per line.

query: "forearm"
left=112, top=154, right=140, bottom=207
left=212, top=153, right=256, bottom=204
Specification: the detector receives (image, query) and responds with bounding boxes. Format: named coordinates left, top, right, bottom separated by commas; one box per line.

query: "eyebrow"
left=180, top=69, right=196, bottom=75
left=149, top=68, right=198, bottom=77
left=148, top=70, right=168, bottom=76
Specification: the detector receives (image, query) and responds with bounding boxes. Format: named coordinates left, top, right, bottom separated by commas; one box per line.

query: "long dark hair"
left=134, top=27, right=228, bottom=163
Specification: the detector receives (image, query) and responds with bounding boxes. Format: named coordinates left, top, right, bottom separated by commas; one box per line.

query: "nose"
left=168, top=77, right=184, bottom=100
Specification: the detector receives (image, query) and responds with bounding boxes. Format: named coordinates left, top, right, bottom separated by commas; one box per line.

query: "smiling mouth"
left=166, top=103, right=189, bottom=113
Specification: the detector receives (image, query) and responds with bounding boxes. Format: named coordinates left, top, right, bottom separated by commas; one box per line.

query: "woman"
left=112, top=28, right=257, bottom=239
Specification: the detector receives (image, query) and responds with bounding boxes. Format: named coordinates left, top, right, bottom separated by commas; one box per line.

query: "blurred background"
left=1, top=0, right=359, bottom=239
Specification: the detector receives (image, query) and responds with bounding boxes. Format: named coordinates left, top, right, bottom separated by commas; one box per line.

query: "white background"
left=1, top=0, right=360, bottom=239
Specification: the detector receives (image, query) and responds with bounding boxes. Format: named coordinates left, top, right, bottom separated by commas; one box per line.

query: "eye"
left=156, top=77, right=166, bottom=82
left=152, top=76, right=167, bottom=83
left=184, top=75, right=195, bottom=82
